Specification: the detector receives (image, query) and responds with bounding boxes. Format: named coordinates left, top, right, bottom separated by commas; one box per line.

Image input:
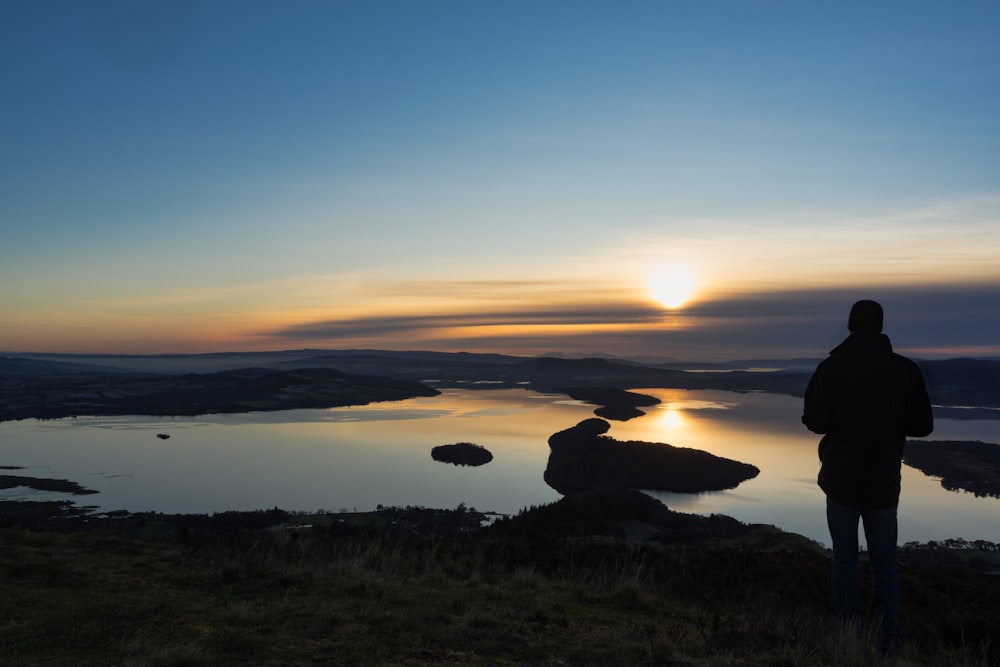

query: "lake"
left=1, top=387, right=997, bottom=548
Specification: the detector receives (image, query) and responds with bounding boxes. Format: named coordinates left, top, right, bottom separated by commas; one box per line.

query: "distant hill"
left=3, top=350, right=997, bottom=419
left=0, top=366, right=439, bottom=422
left=918, top=358, right=1000, bottom=409
left=640, top=357, right=823, bottom=372
left=0, top=356, right=122, bottom=375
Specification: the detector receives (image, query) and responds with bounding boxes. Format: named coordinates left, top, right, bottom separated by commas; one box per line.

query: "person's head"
left=848, top=299, right=883, bottom=333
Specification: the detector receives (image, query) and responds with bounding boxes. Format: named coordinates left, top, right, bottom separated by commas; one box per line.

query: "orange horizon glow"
left=3, top=264, right=999, bottom=360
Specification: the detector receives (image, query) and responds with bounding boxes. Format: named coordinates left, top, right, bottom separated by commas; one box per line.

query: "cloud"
left=253, top=281, right=1000, bottom=361
left=259, top=302, right=670, bottom=340
left=680, top=283, right=1000, bottom=355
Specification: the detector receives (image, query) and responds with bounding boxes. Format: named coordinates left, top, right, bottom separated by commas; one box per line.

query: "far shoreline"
left=3, top=352, right=999, bottom=547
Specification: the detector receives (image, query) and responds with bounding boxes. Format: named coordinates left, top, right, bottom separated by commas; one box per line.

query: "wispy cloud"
left=251, top=281, right=1000, bottom=360
left=259, top=302, right=670, bottom=340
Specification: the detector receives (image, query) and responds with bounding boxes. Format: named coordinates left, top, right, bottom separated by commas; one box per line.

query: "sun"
left=648, top=264, right=698, bottom=309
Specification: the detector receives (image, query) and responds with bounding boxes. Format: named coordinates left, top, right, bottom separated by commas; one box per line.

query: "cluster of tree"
left=903, top=538, right=1000, bottom=552
left=899, top=538, right=1000, bottom=575
left=371, top=502, right=490, bottom=536
left=0, top=502, right=291, bottom=537
left=430, top=442, right=493, bottom=466
left=487, top=488, right=758, bottom=545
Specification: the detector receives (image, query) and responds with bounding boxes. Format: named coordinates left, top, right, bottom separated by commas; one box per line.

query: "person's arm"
left=906, top=362, right=934, bottom=437
left=802, top=361, right=832, bottom=434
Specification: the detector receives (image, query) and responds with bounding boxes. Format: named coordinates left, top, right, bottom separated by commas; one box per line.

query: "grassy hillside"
left=2, top=493, right=998, bottom=666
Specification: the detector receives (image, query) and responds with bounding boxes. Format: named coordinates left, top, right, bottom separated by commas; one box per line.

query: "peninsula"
left=0, top=365, right=439, bottom=421
left=903, top=440, right=1000, bottom=498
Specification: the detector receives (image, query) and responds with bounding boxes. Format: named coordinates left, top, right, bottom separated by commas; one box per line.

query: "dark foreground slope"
left=2, top=490, right=998, bottom=666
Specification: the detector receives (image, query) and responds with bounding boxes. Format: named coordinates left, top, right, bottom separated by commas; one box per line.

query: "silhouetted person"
left=802, top=299, right=933, bottom=655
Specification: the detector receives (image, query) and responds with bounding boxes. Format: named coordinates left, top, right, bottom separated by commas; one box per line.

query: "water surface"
left=1, top=387, right=997, bottom=548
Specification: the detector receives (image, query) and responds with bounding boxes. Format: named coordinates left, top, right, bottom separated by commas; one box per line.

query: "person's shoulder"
left=825, top=337, right=850, bottom=358
left=809, top=350, right=842, bottom=379
left=891, top=351, right=924, bottom=372
left=815, top=352, right=838, bottom=368
left=890, top=349, right=918, bottom=364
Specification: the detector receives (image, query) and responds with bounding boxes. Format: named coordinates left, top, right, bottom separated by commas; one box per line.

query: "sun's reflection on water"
left=657, top=407, right=684, bottom=430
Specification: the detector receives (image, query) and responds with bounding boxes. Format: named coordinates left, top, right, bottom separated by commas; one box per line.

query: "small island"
left=431, top=443, right=494, bottom=467
left=903, top=439, right=1000, bottom=498
left=558, top=386, right=661, bottom=421
left=543, top=418, right=760, bottom=495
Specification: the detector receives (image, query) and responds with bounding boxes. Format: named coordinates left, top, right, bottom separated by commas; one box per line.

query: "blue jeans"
left=826, top=497, right=900, bottom=651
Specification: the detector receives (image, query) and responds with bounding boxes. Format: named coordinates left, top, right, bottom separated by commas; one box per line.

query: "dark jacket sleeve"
left=906, top=360, right=934, bottom=437
left=801, top=360, right=832, bottom=434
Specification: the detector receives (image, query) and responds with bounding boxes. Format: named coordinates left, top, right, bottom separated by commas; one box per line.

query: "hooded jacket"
left=802, top=331, right=933, bottom=509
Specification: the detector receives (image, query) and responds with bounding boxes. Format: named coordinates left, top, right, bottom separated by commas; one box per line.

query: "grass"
left=2, top=523, right=998, bottom=667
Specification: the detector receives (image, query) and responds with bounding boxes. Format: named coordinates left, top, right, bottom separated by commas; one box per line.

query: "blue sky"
left=2, top=1, right=999, bottom=360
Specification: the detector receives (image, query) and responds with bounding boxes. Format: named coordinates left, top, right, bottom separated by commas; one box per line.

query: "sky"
left=3, top=1, right=999, bottom=362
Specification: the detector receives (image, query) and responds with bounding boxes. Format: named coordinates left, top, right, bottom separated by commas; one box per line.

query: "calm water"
left=1, top=387, right=997, bottom=548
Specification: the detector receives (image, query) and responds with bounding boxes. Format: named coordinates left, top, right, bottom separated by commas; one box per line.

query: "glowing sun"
left=648, top=264, right=698, bottom=309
